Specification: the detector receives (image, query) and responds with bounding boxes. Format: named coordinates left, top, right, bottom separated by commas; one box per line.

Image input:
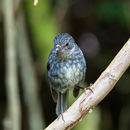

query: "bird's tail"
left=56, top=91, right=68, bottom=116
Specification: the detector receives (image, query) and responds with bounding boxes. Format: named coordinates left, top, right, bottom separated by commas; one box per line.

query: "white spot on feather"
left=66, top=67, right=73, bottom=79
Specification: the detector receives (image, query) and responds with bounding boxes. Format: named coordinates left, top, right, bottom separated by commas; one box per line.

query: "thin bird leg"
left=57, top=111, right=65, bottom=122
left=60, top=94, right=65, bottom=122
left=57, top=110, right=65, bottom=122
left=60, top=113, right=65, bottom=122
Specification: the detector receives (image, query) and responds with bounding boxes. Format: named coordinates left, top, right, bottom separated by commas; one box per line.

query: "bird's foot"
left=76, top=84, right=93, bottom=93
left=57, top=112, right=65, bottom=122
left=85, top=83, right=94, bottom=93
left=61, top=113, right=65, bottom=122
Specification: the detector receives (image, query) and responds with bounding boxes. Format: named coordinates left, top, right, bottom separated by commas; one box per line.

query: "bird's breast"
left=58, top=60, right=85, bottom=86
left=48, top=57, right=86, bottom=93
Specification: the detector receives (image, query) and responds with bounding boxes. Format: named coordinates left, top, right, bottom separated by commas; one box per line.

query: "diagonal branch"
left=45, top=38, right=130, bottom=130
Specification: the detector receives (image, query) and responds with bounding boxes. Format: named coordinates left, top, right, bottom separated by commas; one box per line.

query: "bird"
left=47, top=33, right=86, bottom=116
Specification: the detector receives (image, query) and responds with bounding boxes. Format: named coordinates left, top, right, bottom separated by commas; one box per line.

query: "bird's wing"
left=47, top=61, right=58, bottom=102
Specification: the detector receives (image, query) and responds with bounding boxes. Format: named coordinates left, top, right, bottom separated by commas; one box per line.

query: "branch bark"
left=45, top=39, right=130, bottom=130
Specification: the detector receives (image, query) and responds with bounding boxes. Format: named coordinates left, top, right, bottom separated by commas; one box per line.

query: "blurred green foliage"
left=24, top=0, right=58, bottom=73
left=1, top=0, right=130, bottom=129
left=96, top=1, right=126, bottom=26
left=0, top=0, right=128, bottom=130
left=23, top=0, right=130, bottom=129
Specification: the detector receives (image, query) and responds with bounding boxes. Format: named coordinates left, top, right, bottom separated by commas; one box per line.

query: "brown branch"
left=3, top=0, right=21, bottom=129
left=45, top=39, right=130, bottom=130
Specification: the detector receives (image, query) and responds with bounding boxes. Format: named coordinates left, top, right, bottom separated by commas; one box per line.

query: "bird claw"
left=61, top=113, right=65, bottom=122
left=76, top=84, right=94, bottom=93
left=57, top=112, right=65, bottom=122
left=84, top=83, right=94, bottom=93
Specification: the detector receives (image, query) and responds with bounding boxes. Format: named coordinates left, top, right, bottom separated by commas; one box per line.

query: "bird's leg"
left=57, top=112, right=65, bottom=122
left=57, top=92, right=67, bottom=122
left=61, top=113, right=65, bottom=122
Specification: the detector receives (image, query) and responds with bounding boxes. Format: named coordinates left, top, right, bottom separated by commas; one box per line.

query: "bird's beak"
left=55, top=45, right=61, bottom=54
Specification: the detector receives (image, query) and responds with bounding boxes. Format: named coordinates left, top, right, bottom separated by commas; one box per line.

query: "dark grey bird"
left=47, top=33, right=86, bottom=116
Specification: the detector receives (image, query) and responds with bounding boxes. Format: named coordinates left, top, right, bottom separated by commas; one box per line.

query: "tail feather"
left=56, top=91, right=68, bottom=116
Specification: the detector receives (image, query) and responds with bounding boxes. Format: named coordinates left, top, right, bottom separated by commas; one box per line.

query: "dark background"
left=0, top=0, right=130, bottom=130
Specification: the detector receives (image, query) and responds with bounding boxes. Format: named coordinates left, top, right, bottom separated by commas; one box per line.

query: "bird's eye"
left=66, top=42, right=69, bottom=46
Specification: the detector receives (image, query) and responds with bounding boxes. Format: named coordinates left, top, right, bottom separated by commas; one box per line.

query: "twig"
left=45, top=39, right=130, bottom=130
left=3, top=0, right=21, bottom=129
left=34, top=0, right=38, bottom=6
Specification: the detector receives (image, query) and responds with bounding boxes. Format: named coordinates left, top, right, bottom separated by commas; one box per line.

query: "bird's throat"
left=57, top=52, right=67, bottom=60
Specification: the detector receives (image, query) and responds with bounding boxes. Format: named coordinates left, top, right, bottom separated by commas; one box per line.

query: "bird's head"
left=53, top=33, right=77, bottom=60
